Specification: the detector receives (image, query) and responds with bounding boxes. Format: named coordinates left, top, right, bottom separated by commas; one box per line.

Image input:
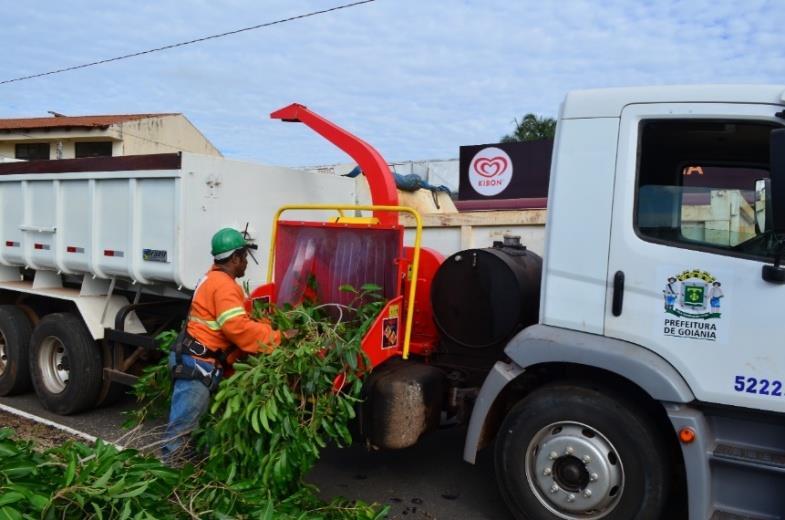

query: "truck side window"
left=636, top=119, right=780, bottom=260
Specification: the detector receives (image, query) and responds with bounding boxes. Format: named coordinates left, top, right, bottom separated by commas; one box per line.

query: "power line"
left=118, top=127, right=208, bottom=152
left=0, top=0, right=376, bottom=86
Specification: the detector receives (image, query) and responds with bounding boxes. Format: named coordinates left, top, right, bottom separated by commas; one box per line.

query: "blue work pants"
left=161, top=352, right=220, bottom=461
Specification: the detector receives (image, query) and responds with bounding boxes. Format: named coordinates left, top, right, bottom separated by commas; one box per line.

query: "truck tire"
left=0, top=305, right=33, bottom=396
left=29, top=313, right=102, bottom=415
left=495, top=383, right=670, bottom=520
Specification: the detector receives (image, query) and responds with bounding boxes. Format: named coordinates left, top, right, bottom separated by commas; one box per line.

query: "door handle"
left=612, top=270, right=625, bottom=317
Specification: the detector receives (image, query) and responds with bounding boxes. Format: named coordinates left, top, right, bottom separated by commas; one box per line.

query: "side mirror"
left=755, top=179, right=771, bottom=233
left=769, top=128, right=785, bottom=233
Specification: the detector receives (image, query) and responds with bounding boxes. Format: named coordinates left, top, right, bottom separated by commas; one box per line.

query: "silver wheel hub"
left=526, top=422, right=624, bottom=519
left=0, top=333, right=7, bottom=377
left=38, top=336, right=69, bottom=394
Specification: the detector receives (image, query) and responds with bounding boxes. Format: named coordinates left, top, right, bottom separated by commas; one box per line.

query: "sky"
left=1, top=0, right=784, bottom=167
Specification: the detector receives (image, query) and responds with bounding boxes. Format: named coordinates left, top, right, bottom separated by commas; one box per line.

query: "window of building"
left=75, top=141, right=113, bottom=158
left=636, top=119, right=780, bottom=259
left=15, top=143, right=50, bottom=161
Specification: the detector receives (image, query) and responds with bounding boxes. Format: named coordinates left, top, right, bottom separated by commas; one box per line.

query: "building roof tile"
left=0, top=113, right=180, bottom=131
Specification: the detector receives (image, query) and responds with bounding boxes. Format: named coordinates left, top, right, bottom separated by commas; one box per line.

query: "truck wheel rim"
left=525, top=421, right=624, bottom=519
left=0, top=332, right=7, bottom=377
left=38, top=336, right=69, bottom=394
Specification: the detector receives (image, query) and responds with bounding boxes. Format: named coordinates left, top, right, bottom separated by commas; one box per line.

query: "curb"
left=0, top=402, right=101, bottom=444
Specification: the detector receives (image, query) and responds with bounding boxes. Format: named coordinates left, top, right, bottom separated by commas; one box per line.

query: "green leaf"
left=90, top=502, right=105, bottom=520
left=342, top=399, right=356, bottom=419
left=0, top=493, right=24, bottom=507
left=28, top=494, right=49, bottom=512
left=92, top=465, right=115, bottom=488
left=251, top=409, right=261, bottom=434
left=259, top=408, right=273, bottom=435
left=282, top=416, right=294, bottom=437
left=261, top=499, right=274, bottom=520
left=0, top=442, right=18, bottom=457
left=119, top=499, right=132, bottom=520
left=0, top=506, right=22, bottom=520
left=114, top=481, right=149, bottom=499
left=106, top=476, right=127, bottom=496
left=226, top=462, right=237, bottom=485
left=336, top=423, right=353, bottom=445
left=344, top=350, right=358, bottom=371
left=1, top=464, right=35, bottom=479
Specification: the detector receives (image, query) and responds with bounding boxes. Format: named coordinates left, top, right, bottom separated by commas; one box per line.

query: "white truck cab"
left=465, top=85, right=785, bottom=520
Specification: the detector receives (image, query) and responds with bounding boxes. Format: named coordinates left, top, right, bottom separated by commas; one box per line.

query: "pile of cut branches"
left=0, top=429, right=384, bottom=519
left=0, top=285, right=388, bottom=519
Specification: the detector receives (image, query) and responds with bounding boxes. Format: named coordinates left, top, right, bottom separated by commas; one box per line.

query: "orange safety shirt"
left=186, top=266, right=280, bottom=356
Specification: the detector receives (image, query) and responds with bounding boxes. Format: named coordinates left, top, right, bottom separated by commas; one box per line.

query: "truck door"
left=606, top=102, right=785, bottom=412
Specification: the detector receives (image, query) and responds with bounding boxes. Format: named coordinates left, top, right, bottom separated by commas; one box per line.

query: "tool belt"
left=179, top=334, right=228, bottom=365
left=170, top=330, right=226, bottom=393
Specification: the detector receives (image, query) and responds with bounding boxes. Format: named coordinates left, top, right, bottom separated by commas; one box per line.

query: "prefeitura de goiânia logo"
left=662, top=269, right=724, bottom=320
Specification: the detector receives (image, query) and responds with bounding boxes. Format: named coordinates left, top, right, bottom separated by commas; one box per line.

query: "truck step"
left=712, top=443, right=785, bottom=475
left=710, top=511, right=777, bottom=520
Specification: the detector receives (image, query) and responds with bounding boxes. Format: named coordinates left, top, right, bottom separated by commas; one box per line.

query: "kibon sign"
left=459, top=140, right=553, bottom=202
left=468, top=146, right=513, bottom=196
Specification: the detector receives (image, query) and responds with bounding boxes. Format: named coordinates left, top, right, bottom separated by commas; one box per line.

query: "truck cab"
left=465, top=85, right=785, bottom=520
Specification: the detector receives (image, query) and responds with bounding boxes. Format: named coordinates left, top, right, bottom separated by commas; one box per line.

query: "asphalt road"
left=0, top=392, right=513, bottom=520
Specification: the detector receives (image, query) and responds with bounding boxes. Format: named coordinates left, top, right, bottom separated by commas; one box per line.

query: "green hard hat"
left=211, top=228, right=249, bottom=260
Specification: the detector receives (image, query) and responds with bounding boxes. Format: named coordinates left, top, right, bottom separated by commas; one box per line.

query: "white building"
left=0, top=113, right=220, bottom=161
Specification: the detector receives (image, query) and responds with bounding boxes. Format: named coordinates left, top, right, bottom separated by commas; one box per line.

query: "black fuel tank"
left=431, top=237, right=542, bottom=350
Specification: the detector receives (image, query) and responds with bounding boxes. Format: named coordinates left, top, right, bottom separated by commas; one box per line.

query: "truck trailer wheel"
left=29, top=313, right=102, bottom=415
left=0, top=305, right=33, bottom=396
left=495, top=383, right=670, bottom=520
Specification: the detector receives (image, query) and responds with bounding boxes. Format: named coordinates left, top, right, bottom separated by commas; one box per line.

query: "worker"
left=162, top=227, right=287, bottom=460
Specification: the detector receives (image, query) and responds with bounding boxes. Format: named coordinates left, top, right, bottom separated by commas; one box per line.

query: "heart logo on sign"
left=474, top=157, right=508, bottom=178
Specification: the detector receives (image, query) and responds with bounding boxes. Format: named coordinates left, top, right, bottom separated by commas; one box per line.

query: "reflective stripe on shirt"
left=215, top=306, right=246, bottom=327
left=189, top=315, right=220, bottom=331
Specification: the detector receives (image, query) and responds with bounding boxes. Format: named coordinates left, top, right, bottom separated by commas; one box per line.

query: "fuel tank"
left=430, top=236, right=542, bottom=351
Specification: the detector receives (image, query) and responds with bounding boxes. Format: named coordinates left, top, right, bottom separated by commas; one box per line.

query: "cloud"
left=1, top=0, right=783, bottom=165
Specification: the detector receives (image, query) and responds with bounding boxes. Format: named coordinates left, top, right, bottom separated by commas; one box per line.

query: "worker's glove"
left=282, top=328, right=299, bottom=340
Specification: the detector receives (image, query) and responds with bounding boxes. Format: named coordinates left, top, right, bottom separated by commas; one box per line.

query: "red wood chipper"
left=244, top=104, right=448, bottom=449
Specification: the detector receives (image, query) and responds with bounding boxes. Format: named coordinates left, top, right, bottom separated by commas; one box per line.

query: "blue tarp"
left=344, top=166, right=451, bottom=194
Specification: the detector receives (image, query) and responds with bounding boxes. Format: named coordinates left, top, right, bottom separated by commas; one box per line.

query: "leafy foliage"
left=0, top=428, right=387, bottom=518
left=122, top=330, right=176, bottom=428
left=1, top=285, right=389, bottom=519
left=500, top=113, right=556, bottom=142
left=200, top=283, right=384, bottom=498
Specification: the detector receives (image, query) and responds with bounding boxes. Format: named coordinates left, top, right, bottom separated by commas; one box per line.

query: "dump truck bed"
left=0, top=152, right=358, bottom=290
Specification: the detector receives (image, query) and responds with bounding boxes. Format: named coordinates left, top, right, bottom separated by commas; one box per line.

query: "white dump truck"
left=0, top=152, right=359, bottom=413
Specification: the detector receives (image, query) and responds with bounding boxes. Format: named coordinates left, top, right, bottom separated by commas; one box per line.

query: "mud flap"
left=359, top=358, right=445, bottom=450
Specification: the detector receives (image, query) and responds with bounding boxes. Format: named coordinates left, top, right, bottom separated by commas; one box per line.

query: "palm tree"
left=501, top=113, right=556, bottom=142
